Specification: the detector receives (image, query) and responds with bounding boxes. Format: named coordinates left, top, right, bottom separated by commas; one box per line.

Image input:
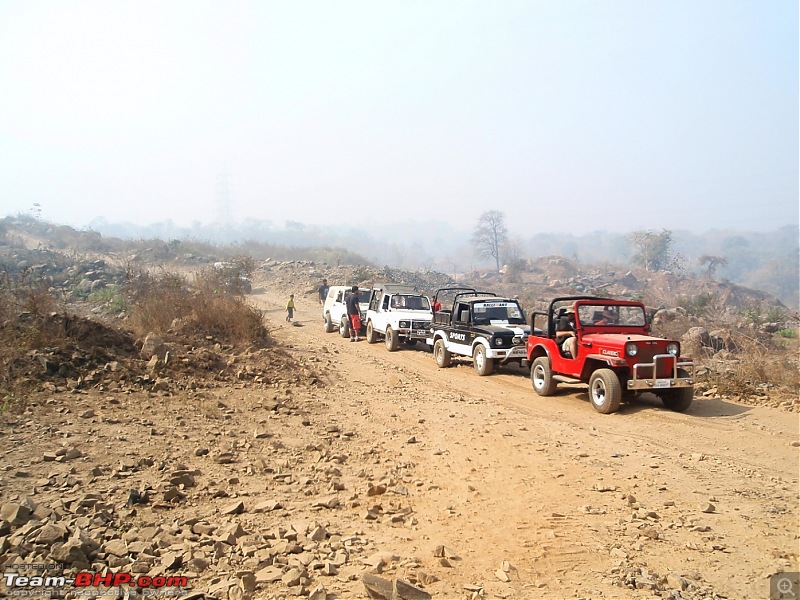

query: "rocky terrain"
left=0, top=239, right=798, bottom=600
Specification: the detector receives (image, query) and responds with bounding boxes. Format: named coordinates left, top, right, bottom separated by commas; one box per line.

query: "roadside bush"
left=88, top=285, right=126, bottom=313
left=703, top=332, right=799, bottom=398
left=680, top=292, right=717, bottom=317
left=0, top=268, right=63, bottom=401
left=126, top=269, right=269, bottom=348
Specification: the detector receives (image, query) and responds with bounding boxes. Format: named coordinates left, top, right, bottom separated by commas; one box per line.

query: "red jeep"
left=526, top=296, right=694, bottom=414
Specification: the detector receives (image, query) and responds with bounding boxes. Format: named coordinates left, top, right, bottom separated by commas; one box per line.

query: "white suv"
left=364, top=284, right=433, bottom=351
left=322, top=286, right=370, bottom=337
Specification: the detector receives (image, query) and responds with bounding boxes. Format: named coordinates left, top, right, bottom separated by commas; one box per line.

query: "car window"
left=473, top=301, right=525, bottom=325
left=577, top=304, right=645, bottom=326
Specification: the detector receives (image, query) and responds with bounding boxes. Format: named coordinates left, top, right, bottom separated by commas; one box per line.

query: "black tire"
left=339, top=317, right=350, bottom=338
left=385, top=326, right=399, bottom=352
left=473, top=344, right=494, bottom=376
left=660, top=368, right=694, bottom=412
left=589, top=369, right=622, bottom=414
left=366, top=321, right=378, bottom=344
left=324, top=313, right=335, bottom=333
left=531, top=356, right=557, bottom=396
left=433, top=339, right=451, bottom=368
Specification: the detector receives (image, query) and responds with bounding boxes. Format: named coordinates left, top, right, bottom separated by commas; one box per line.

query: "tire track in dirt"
left=254, top=289, right=799, bottom=599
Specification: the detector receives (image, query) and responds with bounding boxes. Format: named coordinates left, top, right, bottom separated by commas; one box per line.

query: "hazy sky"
left=1, top=1, right=797, bottom=235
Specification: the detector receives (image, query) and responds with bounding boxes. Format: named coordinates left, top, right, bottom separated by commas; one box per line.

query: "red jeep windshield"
left=577, top=304, right=645, bottom=327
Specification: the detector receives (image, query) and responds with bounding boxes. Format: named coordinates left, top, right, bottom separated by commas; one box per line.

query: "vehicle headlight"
left=494, top=337, right=504, bottom=346
left=667, top=342, right=679, bottom=356
left=399, top=320, right=410, bottom=328
left=626, top=343, right=638, bottom=357
left=512, top=335, right=523, bottom=345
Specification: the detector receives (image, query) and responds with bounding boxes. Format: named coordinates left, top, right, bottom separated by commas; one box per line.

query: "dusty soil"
left=0, top=274, right=798, bottom=600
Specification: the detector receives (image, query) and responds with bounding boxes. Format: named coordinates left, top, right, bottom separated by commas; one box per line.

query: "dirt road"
left=254, top=287, right=799, bottom=599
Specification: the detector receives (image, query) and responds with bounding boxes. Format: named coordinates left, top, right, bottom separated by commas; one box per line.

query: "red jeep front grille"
left=633, top=347, right=676, bottom=378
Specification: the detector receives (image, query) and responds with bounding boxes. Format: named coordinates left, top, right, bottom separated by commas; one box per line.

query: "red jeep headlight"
left=667, top=342, right=679, bottom=356
left=626, top=343, right=638, bottom=357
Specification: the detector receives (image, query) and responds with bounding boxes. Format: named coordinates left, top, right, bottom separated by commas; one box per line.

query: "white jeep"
left=364, top=284, right=433, bottom=351
left=322, top=285, right=370, bottom=337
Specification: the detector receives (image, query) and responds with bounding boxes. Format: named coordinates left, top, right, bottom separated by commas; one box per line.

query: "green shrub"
left=681, top=292, right=716, bottom=317
left=88, top=286, right=125, bottom=313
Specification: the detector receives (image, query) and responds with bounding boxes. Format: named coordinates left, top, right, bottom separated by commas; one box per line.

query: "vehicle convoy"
left=364, top=284, right=433, bottom=351
left=322, top=285, right=371, bottom=337
left=427, top=287, right=530, bottom=376
left=526, top=296, right=694, bottom=414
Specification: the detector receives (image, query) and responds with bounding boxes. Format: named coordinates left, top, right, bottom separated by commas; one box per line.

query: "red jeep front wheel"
left=659, top=368, right=694, bottom=412
left=589, top=369, right=622, bottom=414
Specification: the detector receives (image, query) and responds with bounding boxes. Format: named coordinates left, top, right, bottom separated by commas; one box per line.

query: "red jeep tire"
left=531, top=357, right=557, bottom=396
left=589, top=369, right=622, bottom=414
left=659, top=368, right=694, bottom=412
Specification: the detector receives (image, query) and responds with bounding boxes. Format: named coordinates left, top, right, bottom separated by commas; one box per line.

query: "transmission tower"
left=215, top=168, right=233, bottom=231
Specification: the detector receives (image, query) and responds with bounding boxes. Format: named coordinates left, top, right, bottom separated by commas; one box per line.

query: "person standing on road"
left=318, top=278, right=329, bottom=305
left=346, top=285, right=362, bottom=342
left=286, top=294, right=296, bottom=322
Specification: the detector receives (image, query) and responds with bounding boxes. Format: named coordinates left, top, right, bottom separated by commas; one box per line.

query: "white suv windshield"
left=390, top=294, right=431, bottom=310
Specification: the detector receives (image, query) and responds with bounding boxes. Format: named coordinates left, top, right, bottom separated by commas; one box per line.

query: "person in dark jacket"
left=346, top=285, right=362, bottom=342
left=318, top=279, right=329, bottom=305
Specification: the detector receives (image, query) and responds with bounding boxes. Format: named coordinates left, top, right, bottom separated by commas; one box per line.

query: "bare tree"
left=699, top=254, right=728, bottom=280
left=472, top=211, right=508, bottom=272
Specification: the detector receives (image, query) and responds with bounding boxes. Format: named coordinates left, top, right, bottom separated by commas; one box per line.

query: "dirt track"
left=254, top=285, right=799, bottom=599
left=0, top=280, right=797, bottom=600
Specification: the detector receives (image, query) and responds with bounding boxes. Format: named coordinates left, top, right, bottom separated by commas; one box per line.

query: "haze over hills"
left=83, top=216, right=799, bottom=309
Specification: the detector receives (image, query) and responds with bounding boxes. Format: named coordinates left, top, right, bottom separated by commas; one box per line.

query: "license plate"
left=508, top=347, right=526, bottom=357
left=415, top=330, right=427, bottom=336
left=654, top=379, right=672, bottom=388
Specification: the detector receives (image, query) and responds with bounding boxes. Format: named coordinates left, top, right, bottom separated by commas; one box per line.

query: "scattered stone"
left=255, top=565, right=284, bottom=583
left=0, top=503, right=32, bottom=526
left=394, top=578, right=432, bottom=600
left=215, top=452, right=235, bottom=464
left=362, top=573, right=394, bottom=599
left=221, top=500, right=245, bottom=515
left=309, top=584, right=327, bottom=600
left=253, top=499, right=283, bottom=512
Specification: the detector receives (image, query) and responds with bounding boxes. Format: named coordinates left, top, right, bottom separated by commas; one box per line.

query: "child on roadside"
left=286, top=294, right=295, bottom=322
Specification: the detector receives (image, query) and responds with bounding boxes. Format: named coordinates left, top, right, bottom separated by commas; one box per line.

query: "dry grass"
left=125, top=268, right=269, bottom=348
left=654, top=314, right=800, bottom=401
left=0, top=268, right=64, bottom=402
left=703, top=333, right=799, bottom=398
